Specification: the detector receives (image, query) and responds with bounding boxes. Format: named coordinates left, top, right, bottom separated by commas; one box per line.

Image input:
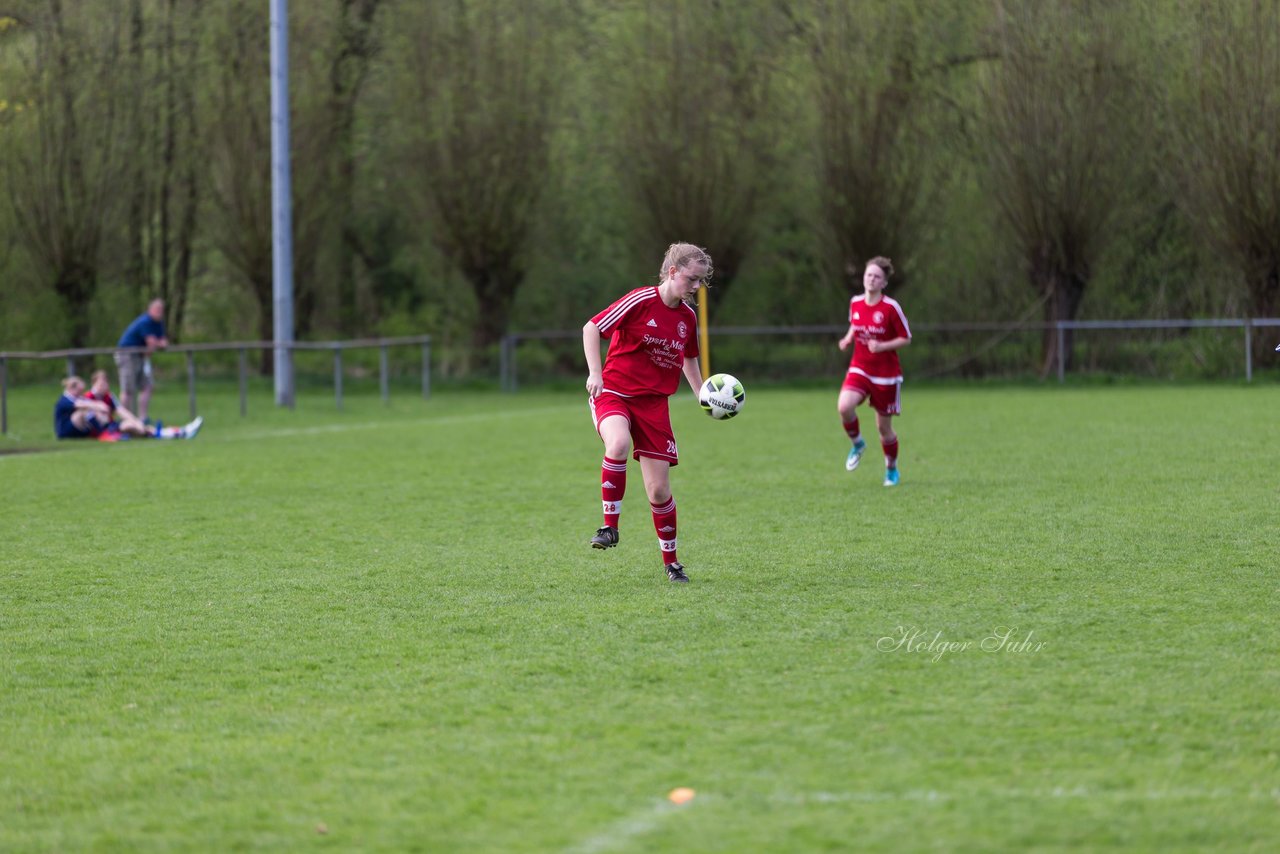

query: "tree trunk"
left=254, top=274, right=275, bottom=375
left=468, top=268, right=516, bottom=351
left=1249, top=263, right=1280, bottom=364
left=1036, top=268, right=1086, bottom=380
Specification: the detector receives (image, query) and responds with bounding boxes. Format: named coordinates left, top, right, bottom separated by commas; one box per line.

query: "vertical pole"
left=186, top=351, right=197, bottom=419
left=66, top=357, right=75, bottom=378
left=271, top=0, right=295, bottom=409
left=697, top=287, right=711, bottom=380
left=334, top=347, right=344, bottom=410
left=285, top=347, right=295, bottom=410
left=1, top=357, right=7, bottom=435
left=510, top=336, right=519, bottom=393
left=238, top=348, right=248, bottom=417
left=380, top=345, right=389, bottom=405
left=1244, top=320, right=1253, bottom=383
left=499, top=336, right=509, bottom=392
left=1056, top=323, right=1066, bottom=383
left=422, top=339, right=431, bottom=399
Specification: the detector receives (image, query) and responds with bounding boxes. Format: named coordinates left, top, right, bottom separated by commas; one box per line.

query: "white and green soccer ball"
left=699, top=373, right=746, bottom=420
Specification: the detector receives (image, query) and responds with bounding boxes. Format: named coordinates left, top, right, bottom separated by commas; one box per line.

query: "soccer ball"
left=699, top=373, right=745, bottom=420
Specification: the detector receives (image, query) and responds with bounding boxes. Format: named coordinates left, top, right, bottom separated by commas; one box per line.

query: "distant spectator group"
left=52, top=299, right=203, bottom=442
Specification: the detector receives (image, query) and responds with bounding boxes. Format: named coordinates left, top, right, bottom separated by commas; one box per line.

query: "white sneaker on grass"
left=845, top=438, right=867, bottom=471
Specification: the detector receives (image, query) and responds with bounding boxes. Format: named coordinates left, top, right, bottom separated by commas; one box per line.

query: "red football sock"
left=650, top=497, right=678, bottom=564
left=601, top=456, right=627, bottom=528
left=843, top=417, right=861, bottom=441
left=883, top=438, right=899, bottom=468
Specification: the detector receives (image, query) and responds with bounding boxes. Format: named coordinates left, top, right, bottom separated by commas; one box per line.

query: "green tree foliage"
left=387, top=0, right=566, bottom=349
left=324, top=0, right=386, bottom=337
left=203, top=0, right=274, bottom=366
left=121, top=0, right=205, bottom=341
left=602, top=0, right=787, bottom=314
left=1165, top=0, right=1280, bottom=347
left=0, top=0, right=1276, bottom=378
left=976, top=0, right=1147, bottom=375
left=801, top=0, right=974, bottom=290
left=3, top=0, right=131, bottom=352
left=203, top=0, right=336, bottom=367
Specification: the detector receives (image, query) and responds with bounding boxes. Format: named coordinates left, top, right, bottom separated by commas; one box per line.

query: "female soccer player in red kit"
left=838, top=256, right=912, bottom=486
left=583, top=243, right=711, bottom=583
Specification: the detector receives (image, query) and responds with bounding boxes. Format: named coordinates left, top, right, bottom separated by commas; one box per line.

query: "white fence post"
left=1245, top=320, right=1253, bottom=383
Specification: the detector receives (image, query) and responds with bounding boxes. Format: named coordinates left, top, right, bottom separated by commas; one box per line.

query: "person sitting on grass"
left=83, top=370, right=150, bottom=440
left=54, top=375, right=203, bottom=441
left=53, top=376, right=113, bottom=440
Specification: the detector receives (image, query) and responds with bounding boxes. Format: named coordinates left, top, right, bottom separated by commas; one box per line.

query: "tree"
left=976, top=0, right=1144, bottom=376
left=122, top=0, right=204, bottom=341
left=605, top=0, right=786, bottom=313
left=205, top=1, right=273, bottom=367
left=803, top=0, right=962, bottom=289
left=1166, top=0, right=1280, bottom=345
left=393, top=0, right=565, bottom=350
left=325, top=0, right=385, bottom=336
left=205, top=0, right=331, bottom=367
left=4, top=0, right=130, bottom=353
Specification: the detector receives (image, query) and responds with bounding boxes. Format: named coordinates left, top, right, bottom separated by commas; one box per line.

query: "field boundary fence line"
left=499, top=317, right=1280, bottom=391
left=6, top=318, right=1280, bottom=433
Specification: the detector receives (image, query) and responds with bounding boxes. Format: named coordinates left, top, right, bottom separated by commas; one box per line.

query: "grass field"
left=2, top=381, right=1278, bottom=851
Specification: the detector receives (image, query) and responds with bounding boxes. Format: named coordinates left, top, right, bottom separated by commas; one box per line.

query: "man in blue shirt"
left=114, top=299, right=169, bottom=421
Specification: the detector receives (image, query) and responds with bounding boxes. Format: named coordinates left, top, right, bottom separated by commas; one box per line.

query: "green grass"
left=2, top=382, right=1278, bottom=851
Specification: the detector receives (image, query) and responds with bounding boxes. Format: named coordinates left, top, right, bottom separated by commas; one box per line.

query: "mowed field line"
left=565, top=784, right=1278, bottom=852
left=768, top=786, right=1280, bottom=804
left=567, top=798, right=696, bottom=854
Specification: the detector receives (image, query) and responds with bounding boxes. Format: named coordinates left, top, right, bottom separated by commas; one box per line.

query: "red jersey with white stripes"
left=83, top=389, right=117, bottom=412
left=847, top=295, right=911, bottom=383
left=591, top=286, right=699, bottom=397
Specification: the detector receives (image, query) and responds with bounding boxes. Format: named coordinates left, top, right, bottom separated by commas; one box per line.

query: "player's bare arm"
left=682, top=357, right=704, bottom=396
left=838, top=325, right=857, bottom=351
left=582, top=320, right=604, bottom=397
left=867, top=336, right=911, bottom=354
left=79, top=398, right=111, bottom=417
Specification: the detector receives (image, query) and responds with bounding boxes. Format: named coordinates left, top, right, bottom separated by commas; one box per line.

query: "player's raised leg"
left=838, top=388, right=867, bottom=471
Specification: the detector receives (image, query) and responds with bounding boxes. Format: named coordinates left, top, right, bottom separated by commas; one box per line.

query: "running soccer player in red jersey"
left=582, top=243, right=710, bottom=583
left=837, top=256, right=912, bottom=486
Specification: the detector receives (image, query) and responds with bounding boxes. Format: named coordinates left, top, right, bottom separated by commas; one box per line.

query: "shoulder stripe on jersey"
left=882, top=296, right=911, bottom=338
left=596, top=288, right=655, bottom=333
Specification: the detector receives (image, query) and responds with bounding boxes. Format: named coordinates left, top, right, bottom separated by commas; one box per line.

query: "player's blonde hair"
left=659, top=242, right=713, bottom=284
left=90, top=370, right=108, bottom=384
left=62, top=375, right=85, bottom=393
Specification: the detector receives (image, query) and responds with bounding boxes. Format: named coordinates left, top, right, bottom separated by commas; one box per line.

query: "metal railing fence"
left=0, top=335, right=431, bottom=434
left=498, top=318, right=1280, bottom=391
left=5, top=319, right=1278, bottom=433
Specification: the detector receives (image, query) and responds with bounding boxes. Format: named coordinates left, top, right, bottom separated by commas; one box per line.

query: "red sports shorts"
left=588, top=392, right=679, bottom=465
left=841, top=371, right=902, bottom=416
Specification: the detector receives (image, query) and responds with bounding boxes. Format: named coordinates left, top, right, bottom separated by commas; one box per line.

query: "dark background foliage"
left=1, top=0, right=1277, bottom=377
